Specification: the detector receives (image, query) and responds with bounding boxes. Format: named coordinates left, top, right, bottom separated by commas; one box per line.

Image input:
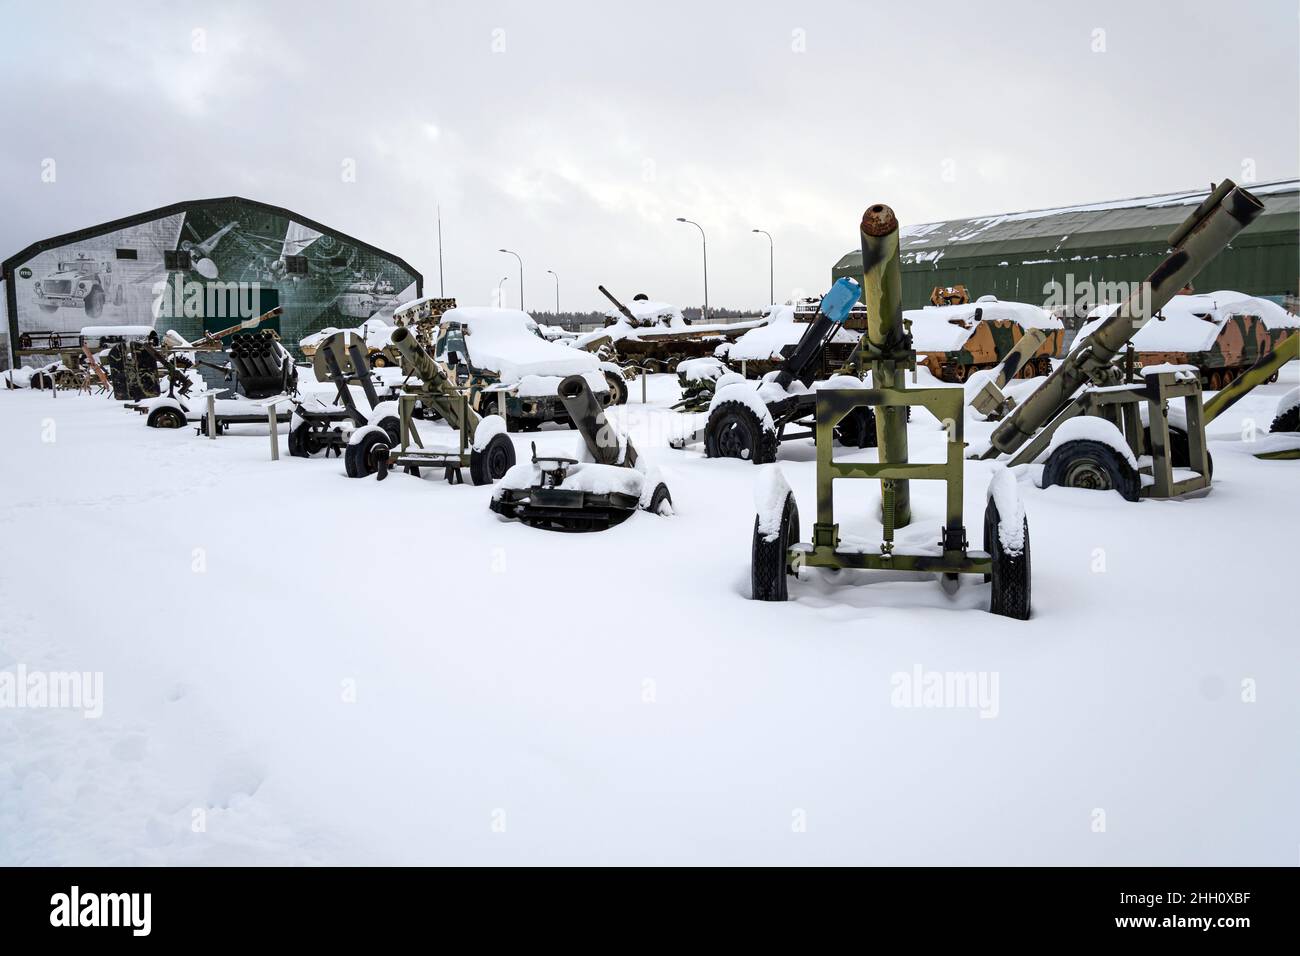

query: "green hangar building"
left=3, top=196, right=421, bottom=365
left=832, top=179, right=1298, bottom=320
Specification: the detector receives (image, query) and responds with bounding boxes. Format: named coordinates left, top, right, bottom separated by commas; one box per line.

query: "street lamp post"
left=675, top=217, right=708, bottom=323
left=499, top=249, right=523, bottom=312
left=498, top=276, right=509, bottom=308
left=752, top=228, right=773, bottom=305
left=546, top=269, right=559, bottom=318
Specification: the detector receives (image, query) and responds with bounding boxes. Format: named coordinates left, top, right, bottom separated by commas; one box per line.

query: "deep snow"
left=0, top=364, right=1296, bottom=864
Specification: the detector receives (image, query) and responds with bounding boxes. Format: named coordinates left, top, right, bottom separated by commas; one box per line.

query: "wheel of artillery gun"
left=604, top=371, right=629, bottom=406
left=288, top=421, right=326, bottom=457
left=705, top=401, right=778, bottom=464
left=645, top=482, right=673, bottom=516
left=833, top=407, right=877, bottom=449
left=1042, top=439, right=1140, bottom=502
left=146, top=406, right=186, bottom=429
left=376, top=415, right=401, bottom=445
left=751, top=492, right=799, bottom=602
left=983, top=498, right=1031, bottom=620
left=469, top=433, right=516, bottom=486
left=1271, top=404, right=1299, bottom=434
left=344, top=430, right=390, bottom=478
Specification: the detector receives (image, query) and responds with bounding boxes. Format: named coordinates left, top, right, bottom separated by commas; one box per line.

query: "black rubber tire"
left=984, top=498, right=1031, bottom=620
left=751, top=492, right=799, bottom=601
left=345, top=430, right=389, bottom=478
left=83, top=287, right=105, bottom=319
left=506, top=415, right=540, bottom=433
left=645, top=482, right=673, bottom=515
left=833, top=406, right=877, bottom=448
left=376, top=415, right=401, bottom=445
left=146, top=406, right=186, bottom=429
left=469, top=432, right=516, bottom=485
left=604, top=372, right=629, bottom=406
left=1271, top=404, right=1299, bottom=434
left=288, top=421, right=324, bottom=458
left=1042, top=438, right=1140, bottom=502
left=705, top=400, right=778, bottom=464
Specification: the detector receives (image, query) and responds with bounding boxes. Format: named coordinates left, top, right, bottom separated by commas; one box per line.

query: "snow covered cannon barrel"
left=986, top=180, right=1265, bottom=458
left=557, top=373, right=638, bottom=468
left=858, top=202, right=912, bottom=527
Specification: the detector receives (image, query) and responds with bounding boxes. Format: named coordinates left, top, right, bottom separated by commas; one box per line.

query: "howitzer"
left=975, top=179, right=1264, bottom=501
left=343, top=325, right=515, bottom=485
left=985, top=181, right=1264, bottom=459
left=490, top=373, right=671, bottom=531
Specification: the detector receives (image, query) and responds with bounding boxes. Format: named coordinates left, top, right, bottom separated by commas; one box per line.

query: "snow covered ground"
left=1, top=366, right=1297, bottom=865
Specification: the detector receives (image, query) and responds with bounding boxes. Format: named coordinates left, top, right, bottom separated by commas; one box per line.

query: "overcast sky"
left=2, top=0, right=1296, bottom=312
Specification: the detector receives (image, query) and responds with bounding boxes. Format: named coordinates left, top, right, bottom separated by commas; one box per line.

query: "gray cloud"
left=2, top=0, right=1296, bottom=311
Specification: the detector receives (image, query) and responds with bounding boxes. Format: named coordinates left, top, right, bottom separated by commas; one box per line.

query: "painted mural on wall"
left=6, top=200, right=419, bottom=360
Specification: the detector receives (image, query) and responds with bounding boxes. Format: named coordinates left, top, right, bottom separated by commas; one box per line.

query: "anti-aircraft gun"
left=671, top=279, right=878, bottom=460
left=750, top=201, right=1031, bottom=618
left=286, top=329, right=402, bottom=458
left=343, top=325, right=516, bottom=485
left=975, top=180, right=1265, bottom=500
left=490, top=373, right=672, bottom=531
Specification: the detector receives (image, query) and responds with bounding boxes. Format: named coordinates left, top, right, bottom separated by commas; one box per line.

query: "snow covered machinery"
left=681, top=278, right=877, bottom=461
left=751, top=202, right=1031, bottom=619
left=287, top=330, right=401, bottom=459
left=490, top=373, right=672, bottom=531
left=343, top=325, right=516, bottom=486
left=975, top=179, right=1265, bottom=500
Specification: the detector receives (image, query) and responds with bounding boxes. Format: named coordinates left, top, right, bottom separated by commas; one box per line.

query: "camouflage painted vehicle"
left=578, top=286, right=763, bottom=374
left=1078, top=291, right=1299, bottom=390
left=907, top=296, right=1063, bottom=383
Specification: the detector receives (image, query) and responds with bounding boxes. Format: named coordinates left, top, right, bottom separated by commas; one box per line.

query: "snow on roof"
left=1076, top=291, right=1298, bottom=354
left=299, top=319, right=394, bottom=351
left=905, top=298, right=1061, bottom=353
left=441, top=307, right=599, bottom=383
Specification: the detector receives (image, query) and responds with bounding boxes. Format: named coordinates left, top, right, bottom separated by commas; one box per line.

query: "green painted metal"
left=1202, top=334, right=1300, bottom=424
left=799, top=202, right=984, bottom=578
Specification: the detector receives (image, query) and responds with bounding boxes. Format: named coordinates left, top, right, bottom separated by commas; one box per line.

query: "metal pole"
left=547, top=270, right=559, bottom=319
left=676, top=218, right=708, bottom=322
left=753, top=229, right=774, bottom=304
left=207, top=393, right=217, bottom=440
left=500, top=249, right=523, bottom=312
left=641, top=369, right=647, bottom=403
left=498, top=276, right=508, bottom=308
left=268, top=404, right=279, bottom=460
left=437, top=205, right=445, bottom=296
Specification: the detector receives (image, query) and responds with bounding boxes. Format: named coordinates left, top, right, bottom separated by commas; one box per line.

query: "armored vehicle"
left=908, top=296, right=1063, bottom=383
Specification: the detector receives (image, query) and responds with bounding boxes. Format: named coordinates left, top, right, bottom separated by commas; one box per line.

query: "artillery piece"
left=975, top=180, right=1265, bottom=500
left=672, top=278, right=879, bottom=460
left=286, top=330, right=402, bottom=458
left=490, top=374, right=672, bottom=531
left=344, top=325, right=516, bottom=486
left=751, top=201, right=1031, bottom=618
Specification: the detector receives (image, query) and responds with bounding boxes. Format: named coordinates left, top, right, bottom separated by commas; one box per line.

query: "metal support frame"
left=796, top=381, right=990, bottom=576
left=1006, top=370, right=1211, bottom=498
